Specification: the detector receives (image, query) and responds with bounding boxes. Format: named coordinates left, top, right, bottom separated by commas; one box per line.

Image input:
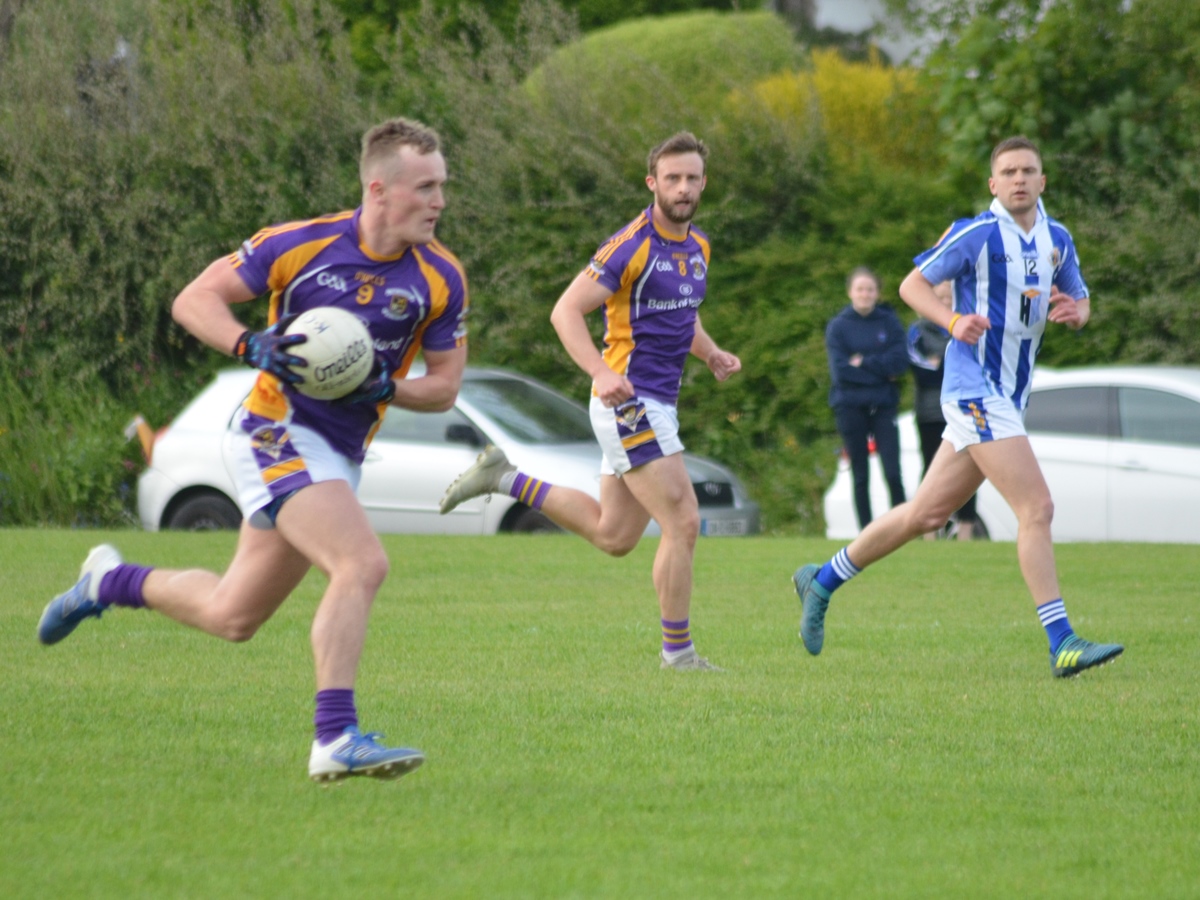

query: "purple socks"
left=97, top=564, right=152, bottom=608
left=509, top=472, right=551, bottom=510
left=662, top=618, right=693, bottom=655
left=314, top=689, right=358, bottom=746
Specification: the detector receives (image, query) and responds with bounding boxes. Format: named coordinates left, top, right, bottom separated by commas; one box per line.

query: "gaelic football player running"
left=440, top=132, right=741, bottom=671
left=792, top=136, right=1123, bottom=678
left=38, top=118, right=469, bottom=781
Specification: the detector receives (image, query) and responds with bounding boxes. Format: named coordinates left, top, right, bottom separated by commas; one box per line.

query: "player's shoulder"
left=688, top=223, right=711, bottom=256
left=941, top=209, right=997, bottom=245
left=253, top=210, right=355, bottom=243
left=597, top=209, right=653, bottom=251
left=238, top=210, right=356, bottom=261
left=1044, top=214, right=1076, bottom=244
left=415, top=238, right=469, bottom=289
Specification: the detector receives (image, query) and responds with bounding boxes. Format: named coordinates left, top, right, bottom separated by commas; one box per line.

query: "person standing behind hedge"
left=825, top=267, right=909, bottom=530
left=908, top=280, right=978, bottom=540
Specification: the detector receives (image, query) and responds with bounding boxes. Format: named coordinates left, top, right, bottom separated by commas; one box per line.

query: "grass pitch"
left=2, top=530, right=1197, bottom=898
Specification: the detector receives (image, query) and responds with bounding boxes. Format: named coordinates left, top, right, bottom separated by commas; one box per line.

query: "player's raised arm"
left=550, top=270, right=633, bottom=407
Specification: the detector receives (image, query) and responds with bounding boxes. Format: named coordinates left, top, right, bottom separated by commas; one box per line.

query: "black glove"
left=334, top=353, right=396, bottom=406
left=233, top=314, right=308, bottom=385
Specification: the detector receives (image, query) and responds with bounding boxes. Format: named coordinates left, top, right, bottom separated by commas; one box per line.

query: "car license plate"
left=700, top=518, right=747, bottom=536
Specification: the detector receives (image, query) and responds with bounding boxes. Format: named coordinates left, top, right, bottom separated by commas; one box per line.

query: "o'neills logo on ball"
left=314, top=337, right=370, bottom=383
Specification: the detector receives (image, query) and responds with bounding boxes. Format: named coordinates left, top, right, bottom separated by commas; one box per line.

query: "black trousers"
left=835, top=404, right=905, bottom=530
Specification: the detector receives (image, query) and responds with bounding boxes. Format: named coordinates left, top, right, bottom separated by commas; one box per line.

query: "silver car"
left=823, top=365, right=1200, bottom=543
left=137, top=366, right=761, bottom=536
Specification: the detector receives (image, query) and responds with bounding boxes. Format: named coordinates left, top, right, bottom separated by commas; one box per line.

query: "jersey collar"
left=990, top=197, right=1047, bottom=232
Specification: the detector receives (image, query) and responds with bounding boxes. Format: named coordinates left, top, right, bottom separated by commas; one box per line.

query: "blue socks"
left=814, top=551, right=1077, bottom=655
left=816, top=548, right=861, bottom=594
left=1037, top=599, right=1074, bottom=653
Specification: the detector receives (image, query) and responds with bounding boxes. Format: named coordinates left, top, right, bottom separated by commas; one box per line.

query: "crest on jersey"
left=689, top=253, right=707, bottom=280
left=1050, top=247, right=1061, bottom=270
left=383, top=286, right=422, bottom=321
left=616, top=403, right=647, bottom=432
left=251, top=427, right=287, bottom=461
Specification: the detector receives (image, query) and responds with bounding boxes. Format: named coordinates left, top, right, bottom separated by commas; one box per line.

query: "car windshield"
left=460, top=376, right=593, bottom=444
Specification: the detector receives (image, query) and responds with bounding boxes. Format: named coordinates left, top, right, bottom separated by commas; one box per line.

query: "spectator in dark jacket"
left=826, top=267, right=909, bottom=530
left=907, top=280, right=978, bottom=539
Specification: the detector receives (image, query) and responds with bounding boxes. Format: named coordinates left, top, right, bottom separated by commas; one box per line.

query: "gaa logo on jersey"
left=383, top=287, right=422, bottom=321
left=689, top=253, right=707, bottom=280
left=316, top=270, right=349, bottom=293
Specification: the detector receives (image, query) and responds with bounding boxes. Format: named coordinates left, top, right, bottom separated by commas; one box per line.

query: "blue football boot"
left=38, top=545, right=123, bottom=645
left=1050, top=634, right=1124, bottom=678
left=308, top=726, right=426, bottom=783
left=792, top=563, right=832, bottom=656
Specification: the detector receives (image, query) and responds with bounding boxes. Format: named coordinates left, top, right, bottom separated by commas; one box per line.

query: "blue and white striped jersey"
left=914, top=198, right=1087, bottom=411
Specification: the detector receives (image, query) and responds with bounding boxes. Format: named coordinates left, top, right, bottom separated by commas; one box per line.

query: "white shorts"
left=589, top=394, right=684, bottom=476
left=224, top=409, right=361, bottom=529
left=941, top=395, right=1028, bottom=452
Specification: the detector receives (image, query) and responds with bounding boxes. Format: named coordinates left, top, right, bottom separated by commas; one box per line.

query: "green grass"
left=3, top=530, right=1197, bottom=898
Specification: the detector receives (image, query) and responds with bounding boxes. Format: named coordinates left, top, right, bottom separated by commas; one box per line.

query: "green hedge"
left=2, top=0, right=1198, bottom=530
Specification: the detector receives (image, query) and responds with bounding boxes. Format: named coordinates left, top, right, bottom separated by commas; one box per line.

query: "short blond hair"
left=360, top=117, right=441, bottom=187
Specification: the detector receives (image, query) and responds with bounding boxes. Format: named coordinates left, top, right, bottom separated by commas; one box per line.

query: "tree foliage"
left=328, top=0, right=742, bottom=83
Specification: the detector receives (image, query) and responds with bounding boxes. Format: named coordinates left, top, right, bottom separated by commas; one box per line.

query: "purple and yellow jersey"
left=229, top=207, right=468, bottom=463
left=584, top=205, right=710, bottom=406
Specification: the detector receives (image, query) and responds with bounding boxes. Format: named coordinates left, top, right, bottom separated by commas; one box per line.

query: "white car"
left=824, top=366, right=1200, bottom=543
left=137, top=366, right=761, bottom=537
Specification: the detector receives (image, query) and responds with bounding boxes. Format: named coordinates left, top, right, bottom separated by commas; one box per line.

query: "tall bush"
left=0, top=0, right=372, bottom=524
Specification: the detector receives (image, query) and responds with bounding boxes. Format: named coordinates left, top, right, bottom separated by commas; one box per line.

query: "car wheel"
left=507, top=507, right=561, bottom=534
left=165, top=493, right=243, bottom=531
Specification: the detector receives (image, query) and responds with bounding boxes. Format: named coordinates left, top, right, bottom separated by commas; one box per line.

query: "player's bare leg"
left=619, top=454, right=699, bottom=622
left=139, top=522, right=310, bottom=640
left=539, top=473, right=650, bottom=557
left=271, top=480, right=389, bottom=689
left=541, top=454, right=714, bottom=669
left=272, top=481, right=420, bottom=781
left=540, top=455, right=700, bottom=619
left=274, top=481, right=420, bottom=780
left=845, top=440, right=985, bottom=567
left=964, top=436, right=1060, bottom=604
left=624, top=454, right=717, bottom=670
left=792, top=442, right=983, bottom=655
